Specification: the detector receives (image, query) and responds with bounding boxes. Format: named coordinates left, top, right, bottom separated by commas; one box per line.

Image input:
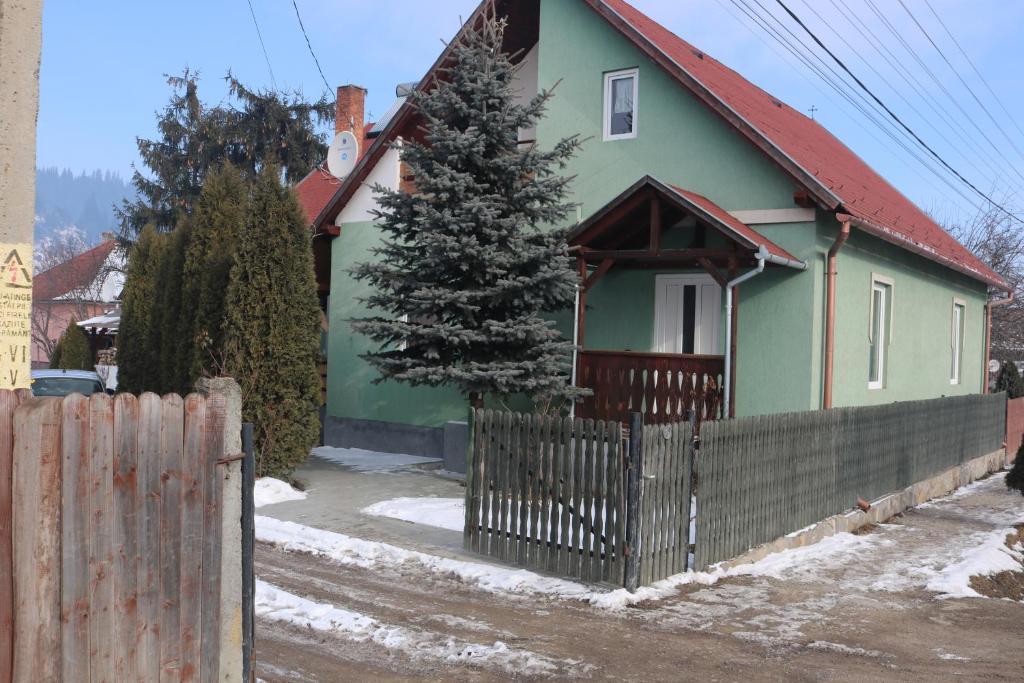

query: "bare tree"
left=32, top=228, right=116, bottom=362
left=941, top=204, right=1024, bottom=360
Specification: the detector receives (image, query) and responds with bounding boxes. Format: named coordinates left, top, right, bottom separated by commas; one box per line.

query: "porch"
left=569, top=176, right=806, bottom=424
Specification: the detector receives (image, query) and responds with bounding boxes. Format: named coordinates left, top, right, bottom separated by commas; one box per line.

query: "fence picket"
left=557, top=417, right=571, bottom=575
left=179, top=395, right=207, bottom=681
left=61, top=393, right=90, bottom=678
left=137, top=393, right=163, bottom=680
left=200, top=393, right=226, bottom=682
left=89, top=394, right=116, bottom=683
left=113, top=394, right=140, bottom=682
left=159, top=394, right=185, bottom=681
left=0, top=391, right=19, bottom=683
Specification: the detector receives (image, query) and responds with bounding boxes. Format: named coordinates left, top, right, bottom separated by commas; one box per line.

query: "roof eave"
left=838, top=212, right=1009, bottom=291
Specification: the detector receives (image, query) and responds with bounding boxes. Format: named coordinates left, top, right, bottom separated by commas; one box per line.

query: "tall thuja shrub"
left=156, top=219, right=192, bottom=394
left=223, top=168, right=321, bottom=478
left=350, top=3, right=584, bottom=410
left=54, top=320, right=93, bottom=371
left=182, top=163, right=248, bottom=381
left=118, top=225, right=165, bottom=393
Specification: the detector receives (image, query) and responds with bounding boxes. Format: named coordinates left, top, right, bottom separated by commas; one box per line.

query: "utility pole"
left=0, top=0, right=44, bottom=389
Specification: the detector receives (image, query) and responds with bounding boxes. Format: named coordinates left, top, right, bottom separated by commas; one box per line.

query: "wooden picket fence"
left=463, top=410, right=694, bottom=590
left=0, top=390, right=239, bottom=683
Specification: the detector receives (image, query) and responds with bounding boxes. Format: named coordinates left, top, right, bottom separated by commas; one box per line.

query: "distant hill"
left=34, top=167, right=135, bottom=243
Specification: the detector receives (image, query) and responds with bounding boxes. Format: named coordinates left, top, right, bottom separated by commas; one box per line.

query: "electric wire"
left=291, top=0, right=333, bottom=95
left=245, top=0, right=278, bottom=90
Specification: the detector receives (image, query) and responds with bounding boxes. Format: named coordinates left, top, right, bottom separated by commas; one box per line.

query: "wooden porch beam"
left=698, top=257, right=728, bottom=288
left=583, top=259, right=615, bottom=292
left=579, top=247, right=738, bottom=262
left=571, top=188, right=655, bottom=247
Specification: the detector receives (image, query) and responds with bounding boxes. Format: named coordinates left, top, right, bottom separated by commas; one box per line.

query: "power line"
left=896, top=0, right=1024, bottom=167
left=730, top=0, right=985, bottom=212
left=923, top=0, right=1024, bottom=143
left=715, top=0, right=986, bottom=213
left=291, top=0, right=332, bottom=95
left=245, top=0, right=278, bottom=90
left=772, top=0, right=1023, bottom=224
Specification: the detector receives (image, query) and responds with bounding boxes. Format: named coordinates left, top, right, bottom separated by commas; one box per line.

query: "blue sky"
left=37, top=0, right=1024, bottom=223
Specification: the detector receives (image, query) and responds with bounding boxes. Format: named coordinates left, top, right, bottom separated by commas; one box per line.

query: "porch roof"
left=568, top=176, right=802, bottom=266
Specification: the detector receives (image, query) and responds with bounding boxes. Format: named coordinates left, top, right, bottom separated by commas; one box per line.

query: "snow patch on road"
left=362, top=497, right=465, bottom=532
left=255, top=579, right=566, bottom=676
left=254, top=478, right=307, bottom=508
left=806, top=640, right=883, bottom=658
left=926, top=527, right=1024, bottom=599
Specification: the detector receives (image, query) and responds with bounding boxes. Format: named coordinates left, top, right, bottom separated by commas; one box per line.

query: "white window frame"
left=603, top=68, right=639, bottom=141
left=868, top=274, right=893, bottom=390
left=653, top=274, right=721, bottom=355
left=950, top=298, right=966, bottom=385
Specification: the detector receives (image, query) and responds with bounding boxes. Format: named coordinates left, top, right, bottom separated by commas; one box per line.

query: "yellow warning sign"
left=0, top=244, right=32, bottom=389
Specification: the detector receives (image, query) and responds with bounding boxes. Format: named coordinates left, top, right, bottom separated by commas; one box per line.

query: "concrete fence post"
left=196, top=377, right=244, bottom=682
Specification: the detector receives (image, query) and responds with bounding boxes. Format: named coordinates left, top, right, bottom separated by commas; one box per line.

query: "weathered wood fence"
left=695, top=393, right=1006, bottom=569
left=463, top=409, right=693, bottom=590
left=0, top=389, right=242, bottom=682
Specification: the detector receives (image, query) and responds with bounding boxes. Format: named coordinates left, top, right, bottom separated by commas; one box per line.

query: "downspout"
left=823, top=220, right=851, bottom=409
left=723, top=245, right=808, bottom=418
left=984, top=291, right=1014, bottom=393
left=571, top=282, right=581, bottom=418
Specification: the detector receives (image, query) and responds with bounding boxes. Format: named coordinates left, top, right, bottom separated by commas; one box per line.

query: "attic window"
left=603, top=68, right=639, bottom=141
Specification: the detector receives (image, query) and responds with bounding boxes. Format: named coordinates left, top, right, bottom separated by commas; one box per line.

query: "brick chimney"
left=335, top=85, right=367, bottom=141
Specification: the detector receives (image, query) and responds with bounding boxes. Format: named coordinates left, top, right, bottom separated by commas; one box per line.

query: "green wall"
left=326, top=220, right=468, bottom=427
left=826, top=220, right=988, bottom=406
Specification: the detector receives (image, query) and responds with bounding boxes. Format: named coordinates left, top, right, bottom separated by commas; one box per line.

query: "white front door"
left=654, top=275, right=721, bottom=355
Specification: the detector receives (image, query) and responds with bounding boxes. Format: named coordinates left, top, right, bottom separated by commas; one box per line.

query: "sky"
left=36, top=0, right=1024, bottom=224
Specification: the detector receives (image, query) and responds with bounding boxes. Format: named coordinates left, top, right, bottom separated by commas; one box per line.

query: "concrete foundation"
left=718, top=447, right=1011, bottom=571
left=324, top=415, right=470, bottom=473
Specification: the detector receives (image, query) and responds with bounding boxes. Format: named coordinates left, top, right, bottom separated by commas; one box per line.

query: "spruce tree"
left=182, top=163, right=249, bottom=382
left=118, top=225, right=165, bottom=393
left=223, top=168, right=321, bottom=478
left=350, top=5, right=583, bottom=409
left=54, top=320, right=93, bottom=371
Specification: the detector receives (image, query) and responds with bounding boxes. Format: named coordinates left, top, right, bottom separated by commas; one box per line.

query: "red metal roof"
left=666, top=184, right=799, bottom=264
left=594, top=0, right=1005, bottom=289
left=33, top=239, right=117, bottom=301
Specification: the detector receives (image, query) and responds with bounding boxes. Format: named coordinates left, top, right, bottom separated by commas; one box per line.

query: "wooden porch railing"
left=576, top=350, right=725, bottom=425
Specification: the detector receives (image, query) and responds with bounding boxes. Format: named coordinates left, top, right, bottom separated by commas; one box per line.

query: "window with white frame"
left=603, top=68, right=638, bottom=140
left=868, top=277, right=892, bottom=389
left=950, top=299, right=965, bottom=384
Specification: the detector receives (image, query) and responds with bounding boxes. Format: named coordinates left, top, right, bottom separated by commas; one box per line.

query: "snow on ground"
left=311, top=446, right=441, bottom=472
left=926, top=526, right=1023, bottom=599
left=362, top=497, right=465, bottom=532
left=254, top=478, right=307, bottom=508
left=256, top=579, right=568, bottom=676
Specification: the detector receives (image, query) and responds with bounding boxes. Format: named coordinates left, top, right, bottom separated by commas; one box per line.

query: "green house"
left=296, top=0, right=1008, bottom=462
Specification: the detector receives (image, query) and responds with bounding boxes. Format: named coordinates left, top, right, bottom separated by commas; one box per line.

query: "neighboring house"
left=31, top=238, right=123, bottom=367
left=296, top=0, right=1008, bottom=458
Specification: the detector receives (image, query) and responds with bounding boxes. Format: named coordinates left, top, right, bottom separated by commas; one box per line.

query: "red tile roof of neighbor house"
left=593, top=0, right=1006, bottom=289
left=32, top=239, right=116, bottom=301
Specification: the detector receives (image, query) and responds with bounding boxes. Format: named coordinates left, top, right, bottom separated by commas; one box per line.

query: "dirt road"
left=255, top=468, right=1023, bottom=682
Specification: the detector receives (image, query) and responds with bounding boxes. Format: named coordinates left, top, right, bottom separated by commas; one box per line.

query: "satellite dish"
left=989, top=359, right=1001, bottom=374
left=327, top=130, right=359, bottom=178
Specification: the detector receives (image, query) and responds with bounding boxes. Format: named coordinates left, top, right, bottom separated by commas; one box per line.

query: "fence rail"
left=2, top=390, right=236, bottom=682
left=695, top=393, right=1006, bottom=569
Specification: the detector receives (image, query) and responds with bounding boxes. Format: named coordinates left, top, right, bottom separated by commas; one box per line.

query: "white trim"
left=868, top=276, right=892, bottom=390
left=950, top=298, right=966, bottom=385
left=726, top=208, right=815, bottom=225
left=653, top=274, right=721, bottom=355
left=603, top=68, right=639, bottom=141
